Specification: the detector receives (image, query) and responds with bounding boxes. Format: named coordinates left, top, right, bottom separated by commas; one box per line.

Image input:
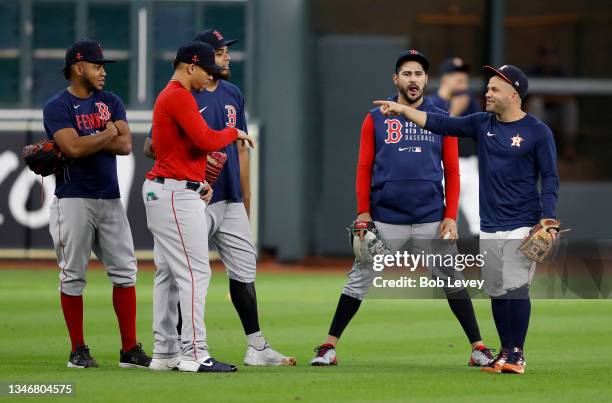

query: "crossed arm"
left=52, top=120, right=129, bottom=158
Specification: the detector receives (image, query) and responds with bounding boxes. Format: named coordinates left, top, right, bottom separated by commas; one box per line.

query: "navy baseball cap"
left=395, top=49, right=430, bottom=73
left=175, top=41, right=224, bottom=74
left=483, top=64, right=529, bottom=98
left=439, top=57, right=470, bottom=75
left=193, top=29, right=238, bottom=49
left=65, top=39, right=115, bottom=68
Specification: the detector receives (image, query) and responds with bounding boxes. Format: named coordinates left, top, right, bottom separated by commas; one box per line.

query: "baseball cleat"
left=67, top=345, right=99, bottom=368
left=243, top=345, right=297, bottom=366
left=310, top=343, right=337, bottom=366
left=502, top=348, right=526, bottom=374
left=119, top=343, right=152, bottom=368
left=149, top=356, right=180, bottom=371
left=469, top=345, right=495, bottom=367
left=480, top=348, right=510, bottom=373
left=178, top=357, right=238, bottom=373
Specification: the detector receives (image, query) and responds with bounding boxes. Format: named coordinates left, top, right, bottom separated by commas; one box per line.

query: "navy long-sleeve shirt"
left=424, top=112, right=559, bottom=232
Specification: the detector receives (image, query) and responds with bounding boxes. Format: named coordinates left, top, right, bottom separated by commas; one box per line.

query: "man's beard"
left=213, top=68, right=231, bottom=81
left=83, top=72, right=101, bottom=91
left=399, top=83, right=425, bottom=105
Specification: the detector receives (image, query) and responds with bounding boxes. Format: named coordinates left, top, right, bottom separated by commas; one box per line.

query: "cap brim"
left=454, top=64, right=470, bottom=73
left=483, top=65, right=512, bottom=86
left=224, top=39, right=238, bottom=47
left=84, top=58, right=116, bottom=64
left=201, top=64, right=226, bottom=74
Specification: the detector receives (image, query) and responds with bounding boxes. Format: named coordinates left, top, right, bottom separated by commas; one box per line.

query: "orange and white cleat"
left=480, top=348, right=510, bottom=374
left=502, top=348, right=526, bottom=374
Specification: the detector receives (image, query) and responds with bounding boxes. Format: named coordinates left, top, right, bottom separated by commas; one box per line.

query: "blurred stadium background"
left=0, top=0, right=611, bottom=262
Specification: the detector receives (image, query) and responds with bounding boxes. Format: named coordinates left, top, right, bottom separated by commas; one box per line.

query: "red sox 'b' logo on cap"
left=192, top=55, right=200, bottom=63
left=409, top=50, right=418, bottom=55
left=213, top=30, right=224, bottom=40
left=75, top=52, right=83, bottom=60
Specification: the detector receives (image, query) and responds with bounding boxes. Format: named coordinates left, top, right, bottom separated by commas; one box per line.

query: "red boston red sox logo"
left=213, top=30, right=224, bottom=40
left=95, top=102, right=111, bottom=122
left=384, top=119, right=402, bottom=144
left=225, top=105, right=237, bottom=127
left=192, top=55, right=200, bottom=63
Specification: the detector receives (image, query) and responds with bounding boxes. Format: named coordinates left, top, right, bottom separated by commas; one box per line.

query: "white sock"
left=247, top=331, right=267, bottom=350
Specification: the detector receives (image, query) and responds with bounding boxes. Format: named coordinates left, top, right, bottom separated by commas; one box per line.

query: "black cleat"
left=119, top=343, right=152, bottom=368
left=68, top=345, right=99, bottom=368
left=178, top=357, right=238, bottom=373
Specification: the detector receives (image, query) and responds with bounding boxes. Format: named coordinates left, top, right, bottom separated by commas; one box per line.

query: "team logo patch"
left=384, top=119, right=402, bottom=144
left=146, top=192, right=159, bottom=201
left=75, top=52, right=83, bottom=60
left=225, top=105, right=237, bottom=127
left=192, top=55, right=200, bottom=64
left=213, top=30, right=224, bottom=40
left=511, top=134, right=524, bottom=147
left=95, top=102, right=111, bottom=122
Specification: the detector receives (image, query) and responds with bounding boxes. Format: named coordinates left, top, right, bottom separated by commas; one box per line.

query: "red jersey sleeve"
left=356, top=113, right=375, bottom=214
left=168, top=88, right=238, bottom=151
left=442, top=135, right=460, bottom=220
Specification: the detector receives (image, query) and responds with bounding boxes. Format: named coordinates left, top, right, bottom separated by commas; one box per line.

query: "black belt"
left=151, top=177, right=206, bottom=195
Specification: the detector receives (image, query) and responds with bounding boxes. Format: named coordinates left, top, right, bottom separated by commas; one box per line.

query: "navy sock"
left=444, top=288, right=482, bottom=344
left=507, top=286, right=531, bottom=349
left=328, top=294, right=362, bottom=338
left=491, top=297, right=512, bottom=349
left=229, top=279, right=261, bottom=335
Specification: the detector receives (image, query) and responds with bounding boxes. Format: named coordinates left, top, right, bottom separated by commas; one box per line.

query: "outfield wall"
left=0, top=113, right=260, bottom=259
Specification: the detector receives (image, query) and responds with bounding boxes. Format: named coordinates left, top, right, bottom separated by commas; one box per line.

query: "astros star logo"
left=511, top=134, right=524, bottom=147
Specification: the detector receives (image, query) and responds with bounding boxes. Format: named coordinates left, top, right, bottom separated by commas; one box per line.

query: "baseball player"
left=310, top=50, right=493, bottom=367
left=143, top=41, right=254, bottom=373
left=430, top=57, right=481, bottom=236
left=145, top=29, right=295, bottom=367
left=374, top=64, right=560, bottom=374
left=44, top=39, right=151, bottom=368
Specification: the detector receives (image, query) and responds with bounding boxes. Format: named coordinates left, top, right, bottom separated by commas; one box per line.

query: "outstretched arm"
left=373, top=100, right=427, bottom=127
left=373, top=100, right=478, bottom=139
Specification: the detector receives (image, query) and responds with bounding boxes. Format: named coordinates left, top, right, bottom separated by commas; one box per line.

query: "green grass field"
left=1, top=268, right=611, bottom=402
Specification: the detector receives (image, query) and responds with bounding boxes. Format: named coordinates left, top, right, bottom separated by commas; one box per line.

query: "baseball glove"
left=519, top=218, right=568, bottom=263
left=348, top=220, right=391, bottom=263
left=22, top=140, right=71, bottom=177
left=205, top=151, right=227, bottom=186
